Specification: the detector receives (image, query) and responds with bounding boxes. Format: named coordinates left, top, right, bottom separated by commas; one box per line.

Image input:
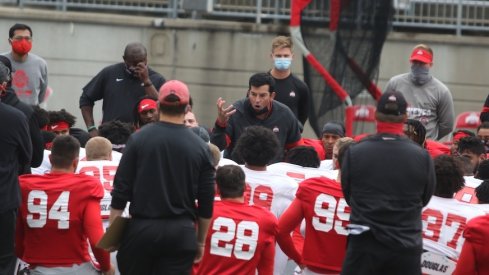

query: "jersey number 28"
left=210, top=217, right=259, bottom=260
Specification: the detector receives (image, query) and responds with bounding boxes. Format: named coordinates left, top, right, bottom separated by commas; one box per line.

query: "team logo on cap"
left=388, top=95, right=397, bottom=102
left=416, top=50, right=424, bottom=55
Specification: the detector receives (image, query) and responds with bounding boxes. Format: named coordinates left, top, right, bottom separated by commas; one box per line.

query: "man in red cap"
left=133, top=96, right=158, bottom=130
left=384, top=44, right=454, bottom=141
left=109, top=80, right=215, bottom=275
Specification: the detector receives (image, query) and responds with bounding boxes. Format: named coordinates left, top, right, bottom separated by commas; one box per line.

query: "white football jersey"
left=32, top=148, right=122, bottom=175
left=240, top=165, right=298, bottom=275
left=422, top=196, right=486, bottom=260
left=268, top=162, right=337, bottom=183
left=319, top=159, right=334, bottom=171
left=76, top=159, right=120, bottom=219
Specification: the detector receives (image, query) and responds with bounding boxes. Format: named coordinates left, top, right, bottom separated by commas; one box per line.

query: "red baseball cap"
left=158, top=80, right=190, bottom=106
left=138, top=98, right=157, bottom=113
left=409, top=48, right=433, bottom=64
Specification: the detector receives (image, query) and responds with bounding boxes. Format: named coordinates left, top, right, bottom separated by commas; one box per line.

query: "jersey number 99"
left=312, top=194, right=350, bottom=235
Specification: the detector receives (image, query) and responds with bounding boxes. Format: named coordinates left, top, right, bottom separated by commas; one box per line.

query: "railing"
left=1, top=0, right=489, bottom=36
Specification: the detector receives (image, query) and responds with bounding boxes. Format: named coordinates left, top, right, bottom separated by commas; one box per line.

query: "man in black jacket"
left=0, top=55, right=43, bottom=173
left=341, top=90, right=435, bottom=275
left=110, top=80, right=215, bottom=274
left=211, top=72, right=302, bottom=163
left=0, top=62, right=32, bottom=275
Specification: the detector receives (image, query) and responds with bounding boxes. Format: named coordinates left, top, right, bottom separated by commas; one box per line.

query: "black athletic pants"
left=341, top=231, right=422, bottom=275
left=117, top=217, right=197, bottom=275
left=0, top=209, right=17, bottom=275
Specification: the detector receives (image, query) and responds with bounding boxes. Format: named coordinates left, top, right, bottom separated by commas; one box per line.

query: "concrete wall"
left=0, top=7, right=488, bottom=138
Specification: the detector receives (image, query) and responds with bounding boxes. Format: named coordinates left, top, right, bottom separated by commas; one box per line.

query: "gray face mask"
left=410, top=63, right=432, bottom=86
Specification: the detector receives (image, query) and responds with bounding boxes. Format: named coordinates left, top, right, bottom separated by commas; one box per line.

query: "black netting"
left=302, top=0, right=393, bottom=137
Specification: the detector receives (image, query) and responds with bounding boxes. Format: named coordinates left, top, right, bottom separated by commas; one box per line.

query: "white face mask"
left=274, top=57, right=292, bottom=70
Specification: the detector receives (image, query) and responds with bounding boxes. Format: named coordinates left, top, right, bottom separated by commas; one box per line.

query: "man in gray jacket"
left=384, top=44, right=454, bottom=140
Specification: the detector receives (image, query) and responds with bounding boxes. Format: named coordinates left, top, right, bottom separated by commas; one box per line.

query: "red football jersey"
left=16, top=173, right=110, bottom=270
left=279, top=177, right=350, bottom=273
left=196, top=200, right=278, bottom=275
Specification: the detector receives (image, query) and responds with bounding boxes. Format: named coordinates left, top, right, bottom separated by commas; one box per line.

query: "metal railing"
left=1, top=0, right=489, bottom=36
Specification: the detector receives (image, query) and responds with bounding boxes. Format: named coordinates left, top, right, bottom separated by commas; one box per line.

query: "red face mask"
left=11, top=39, right=32, bottom=55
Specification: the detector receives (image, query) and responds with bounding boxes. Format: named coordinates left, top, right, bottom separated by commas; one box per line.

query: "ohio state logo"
left=13, top=70, right=29, bottom=88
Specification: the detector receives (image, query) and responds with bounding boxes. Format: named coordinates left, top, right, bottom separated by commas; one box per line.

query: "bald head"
left=124, top=42, right=147, bottom=57
left=85, top=137, right=113, bottom=161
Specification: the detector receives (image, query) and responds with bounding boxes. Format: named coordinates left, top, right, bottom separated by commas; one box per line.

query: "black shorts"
left=341, top=231, right=422, bottom=275
left=117, top=217, right=197, bottom=275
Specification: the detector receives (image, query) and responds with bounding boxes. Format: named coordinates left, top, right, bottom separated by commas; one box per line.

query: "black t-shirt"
left=272, top=73, right=310, bottom=125
left=111, top=121, right=215, bottom=220
left=79, top=63, right=165, bottom=123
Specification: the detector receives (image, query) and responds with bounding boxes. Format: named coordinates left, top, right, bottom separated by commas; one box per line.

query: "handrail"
left=2, top=0, right=488, bottom=36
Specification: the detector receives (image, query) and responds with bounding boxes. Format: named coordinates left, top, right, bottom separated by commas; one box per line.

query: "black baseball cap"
left=377, top=91, right=407, bottom=116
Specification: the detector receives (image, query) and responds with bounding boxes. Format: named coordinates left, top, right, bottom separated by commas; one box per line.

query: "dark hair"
left=9, top=23, right=32, bottom=39
left=477, top=121, right=489, bottom=132
left=50, top=135, right=80, bottom=168
left=48, top=109, right=76, bottom=127
left=455, top=155, right=476, bottom=176
left=284, top=146, right=320, bottom=168
left=249, top=72, right=275, bottom=94
left=475, top=180, right=489, bottom=204
left=216, top=165, right=246, bottom=198
left=458, top=136, right=485, bottom=156
left=476, top=159, right=489, bottom=180
left=98, top=120, right=134, bottom=152
left=433, top=155, right=465, bottom=198
left=159, top=95, right=188, bottom=116
left=234, top=126, right=279, bottom=166
left=41, top=130, right=56, bottom=150
left=404, top=119, right=427, bottom=146
left=32, top=105, right=49, bottom=129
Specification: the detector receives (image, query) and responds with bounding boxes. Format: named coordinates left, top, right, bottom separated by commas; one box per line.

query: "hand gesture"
left=133, top=62, right=150, bottom=84
left=216, top=97, right=236, bottom=126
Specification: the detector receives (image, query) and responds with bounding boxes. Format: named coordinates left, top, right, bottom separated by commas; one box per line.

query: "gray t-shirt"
left=384, top=73, right=454, bottom=140
left=3, top=52, right=48, bottom=105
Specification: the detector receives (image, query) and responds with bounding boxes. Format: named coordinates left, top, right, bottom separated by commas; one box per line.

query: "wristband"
left=142, top=81, right=153, bottom=87
left=87, top=125, right=97, bottom=132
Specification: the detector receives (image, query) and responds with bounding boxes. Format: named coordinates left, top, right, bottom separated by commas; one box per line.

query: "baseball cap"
left=377, top=91, right=407, bottom=116
left=158, top=80, right=190, bottom=106
left=409, top=48, right=433, bottom=64
left=321, top=122, right=345, bottom=137
left=138, top=98, right=157, bottom=113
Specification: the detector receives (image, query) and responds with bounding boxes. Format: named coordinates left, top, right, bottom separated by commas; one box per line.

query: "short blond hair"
left=271, top=36, right=293, bottom=52
left=85, top=137, right=112, bottom=161
left=208, top=143, right=221, bottom=167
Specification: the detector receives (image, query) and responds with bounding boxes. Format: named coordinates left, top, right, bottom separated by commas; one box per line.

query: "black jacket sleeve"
left=28, top=114, right=44, bottom=168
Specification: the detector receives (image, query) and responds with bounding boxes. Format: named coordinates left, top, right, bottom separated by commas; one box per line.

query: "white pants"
left=30, top=262, right=100, bottom=275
